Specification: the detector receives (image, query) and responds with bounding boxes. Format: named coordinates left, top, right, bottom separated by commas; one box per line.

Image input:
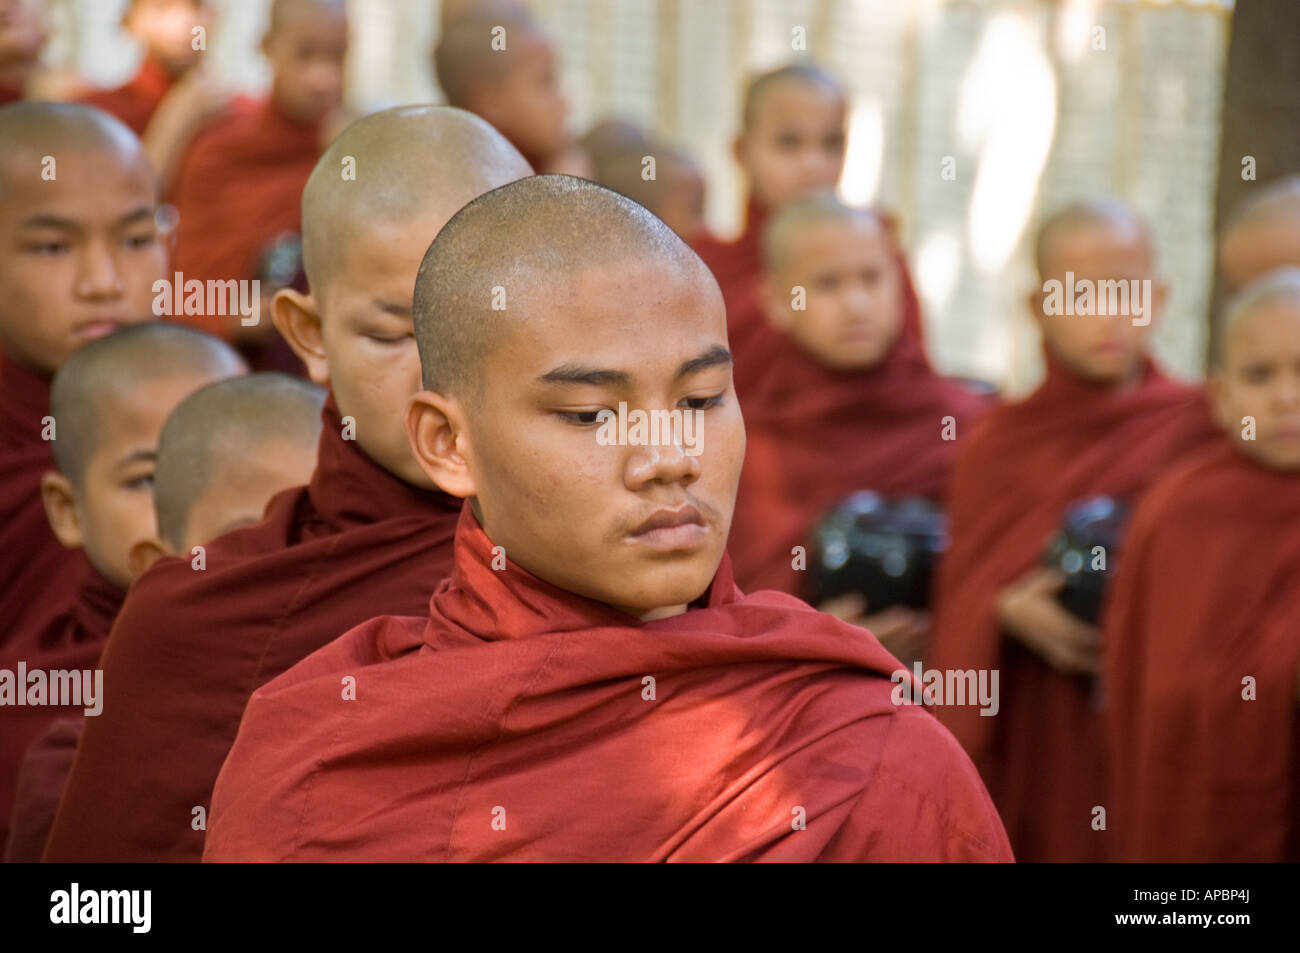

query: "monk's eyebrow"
left=675, top=345, right=733, bottom=379
left=373, top=300, right=412, bottom=317
left=539, top=345, right=733, bottom=388
left=19, top=213, right=81, bottom=232
left=538, top=364, right=630, bottom=387
left=116, top=207, right=155, bottom=227
left=115, top=449, right=156, bottom=469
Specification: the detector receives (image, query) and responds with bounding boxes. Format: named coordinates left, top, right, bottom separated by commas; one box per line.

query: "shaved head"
left=1220, top=266, right=1300, bottom=355
left=762, top=191, right=885, bottom=274
left=0, top=101, right=150, bottom=200
left=742, top=62, right=844, bottom=129
left=579, top=118, right=652, bottom=179
left=433, top=13, right=541, bottom=108
left=268, top=0, right=345, bottom=34
left=50, top=324, right=248, bottom=488
left=300, top=104, right=532, bottom=295
left=1219, top=175, right=1300, bottom=292
left=414, top=174, right=706, bottom=404
left=1034, top=197, right=1153, bottom=281
left=598, top=145, right=696, bottom=216
left=153, top=373, right=325, bottom=551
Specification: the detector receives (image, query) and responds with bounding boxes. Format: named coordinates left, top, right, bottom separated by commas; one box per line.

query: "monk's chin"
left=597, top=566, right=718, bottom=617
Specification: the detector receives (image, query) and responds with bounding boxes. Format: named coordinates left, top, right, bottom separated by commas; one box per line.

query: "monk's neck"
left=621, top=603, right=689, bottom=622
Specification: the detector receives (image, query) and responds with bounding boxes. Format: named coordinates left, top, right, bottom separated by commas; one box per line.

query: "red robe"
left=728, top=257, right=989, bottom=595
left=79, top=57, right=176, bottom=136
left=1104, top=440, right=1300, bottom=861
left=0, top=562, right=120, bottom=860
left=0, top=353, right=82, bottom=650
left=927, top=356, right=1221, bottom=862
left=204, top=506, right=1013, bottom=863
left=43, top=398, right=463, bottom=862
left=166, top=96, right=320, bottom=358
left=693, top=197, right=769, bottom=367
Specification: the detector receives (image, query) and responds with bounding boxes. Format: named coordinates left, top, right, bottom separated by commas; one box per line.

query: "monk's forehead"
left=505, top=255, right=725, bottom=357
left=1040, top=216, right=1152, bottom=272
left=747, top=75, right=845, bottom=127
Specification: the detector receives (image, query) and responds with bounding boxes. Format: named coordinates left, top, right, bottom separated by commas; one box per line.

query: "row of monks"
left=1, top=0, right=1298, bottom=863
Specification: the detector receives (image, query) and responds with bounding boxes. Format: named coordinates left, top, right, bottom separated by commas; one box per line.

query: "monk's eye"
left=556, top=410, right=606, bottom=426
left=1241, top=365, right=1272, bottom=384
left=125, top=474, right=154, bottom=491
left=775, top=132, right=801, bottom=150
left=123, top=231, right=158, bottom=250
left=812, top=273, right=840, bottom=292
left=823, top=134, right=845, bottom=152
left=366, top=333, right=413, bottom=344
left=26, top=241, right=69, bottom=256
left=682, top=395, right=724, bottom=412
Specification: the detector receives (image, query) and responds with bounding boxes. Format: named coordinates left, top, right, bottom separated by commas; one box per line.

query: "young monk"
left=6, top=370, right=318, bottom=862
left=165, top=0, right=347, bottom=364
left=204, top=175, right=1013, bottom=863
left=0, top=102, right=166, bottom=650
left=727, top=195, right=989, bottom=661
left=1218, top=175, right=1300, bottom=294
left=927, top=198, right=1222, bottom=862
left=433, top=13, right=585, bottom=175
left=694, top=63, right=847, bottom=365
left=1105, top=268, right=1300, bottom=862
left=43, top=105, right=532, bottom=863
left=597, top=144, right=707, bottom=245
left=80, top=1, right=216, bottom=134
left=0, top=323, right=246, bottom=859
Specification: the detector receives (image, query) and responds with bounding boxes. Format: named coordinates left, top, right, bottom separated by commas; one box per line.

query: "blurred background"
left=30, top=0, right=1271, bottom=391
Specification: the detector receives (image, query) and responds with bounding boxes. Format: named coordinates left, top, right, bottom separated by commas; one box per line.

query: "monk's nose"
left=625, top=437, right=702, bottom=489
left=76, top=238, right=126, bottom=300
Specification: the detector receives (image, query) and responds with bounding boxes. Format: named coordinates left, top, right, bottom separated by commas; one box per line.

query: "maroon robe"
left=1, top=561, right=120, bottom=859
left=1105, top=440, right=1300, bottom=860
left=0, top=352, right=81, bottom=650
left=205, top=506, right=1013, bottom=862
left=927, top=356, right=1221, bottom=861
left=44, top=398, right=462, bottom=862
left=79, top=57, right=176, bottom=136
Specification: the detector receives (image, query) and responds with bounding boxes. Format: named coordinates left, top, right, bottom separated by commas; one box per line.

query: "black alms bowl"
left=1041, top=495, right=1132, bottom=626
left=806, top=492, right=948, bottom=612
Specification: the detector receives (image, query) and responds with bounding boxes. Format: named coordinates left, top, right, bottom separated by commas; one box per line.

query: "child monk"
left=0, top=102, right=166, bottom=650
left=43, top=105, right=532, bottom=863
left=1105, top=268, right=1300, bottom=862
left=433, top=13, right=585, bottom=175
left=203, top=175, right=1013, bottom=863
left=0, top=323, right=246, bottom=859
left=728, top=195, right=990, bottom=661
left=80, top=0, right=216, bottom=135
left=694, top=63, right=847, bottom=365
left=164, top=0, right=348, bottom=364
left=6, top=370, right=319, bottom=862
left=927, top=198, right=1222, bottom=862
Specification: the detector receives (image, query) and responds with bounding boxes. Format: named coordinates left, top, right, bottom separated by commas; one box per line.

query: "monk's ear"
left=732, top=130, right=749, bottom=172
left=1149, top=279, right=1170, bottom=323
left=405, top=390, right=476, bottom=499
left=39, top=471, right=83, bottom=550
left=273, top=288, right=329, bottom=386
left=1025, top=288, right=1046, bottom=328
left=1207, top=368, right=1231, bottom=431
left=761, top=277, right=794, bottom=332
left=128, top=538, right=169, bottom=581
